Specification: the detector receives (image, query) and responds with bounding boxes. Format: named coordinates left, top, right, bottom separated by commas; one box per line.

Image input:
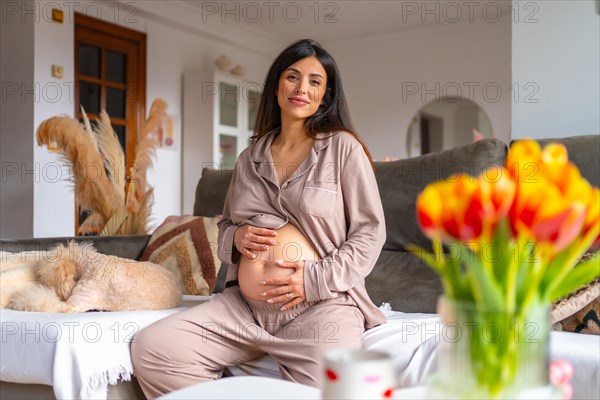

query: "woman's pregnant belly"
left=238, top=223, right=320, bottom=301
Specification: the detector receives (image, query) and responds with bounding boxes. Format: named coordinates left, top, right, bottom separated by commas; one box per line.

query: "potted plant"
left=409, top=140, right=599, bottom=398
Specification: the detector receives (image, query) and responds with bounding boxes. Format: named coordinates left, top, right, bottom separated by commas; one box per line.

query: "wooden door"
left=74, top=13, right=146, bottom=234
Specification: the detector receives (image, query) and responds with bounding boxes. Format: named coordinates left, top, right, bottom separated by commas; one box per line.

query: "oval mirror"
left=406, top=97, right=493, bottom=157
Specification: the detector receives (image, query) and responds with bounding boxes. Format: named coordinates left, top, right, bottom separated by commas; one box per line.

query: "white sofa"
left=2, top=299, right=599, bottom=400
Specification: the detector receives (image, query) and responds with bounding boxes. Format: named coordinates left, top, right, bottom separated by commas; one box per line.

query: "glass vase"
left=427, top=296, right=558, bottom=399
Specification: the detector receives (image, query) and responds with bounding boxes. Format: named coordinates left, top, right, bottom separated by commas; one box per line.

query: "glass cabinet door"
left=219, top=133, right=237, bottom=169
left=247, top=89, right=260, bottom=131
left=213, top=75, right=261, bottom=169
left=219, top=82, right=238, bottom=127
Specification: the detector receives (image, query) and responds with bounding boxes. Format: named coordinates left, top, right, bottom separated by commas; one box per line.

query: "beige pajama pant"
left=130, top=285, right=365, bottom=399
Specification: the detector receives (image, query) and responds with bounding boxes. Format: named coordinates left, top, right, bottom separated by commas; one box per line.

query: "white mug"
left=322, top=349, right=396, bottom=399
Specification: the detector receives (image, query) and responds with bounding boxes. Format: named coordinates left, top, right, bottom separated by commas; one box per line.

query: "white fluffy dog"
left=6, top=241, right=182, bottom=313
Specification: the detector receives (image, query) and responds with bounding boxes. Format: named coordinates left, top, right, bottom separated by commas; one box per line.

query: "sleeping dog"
left=6, top=241, right=182, bottom=312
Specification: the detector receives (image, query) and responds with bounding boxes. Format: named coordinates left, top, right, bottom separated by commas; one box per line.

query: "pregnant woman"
left=131, top=39, right=386, bottom=399
left=237, top=223, right=319, bottom=301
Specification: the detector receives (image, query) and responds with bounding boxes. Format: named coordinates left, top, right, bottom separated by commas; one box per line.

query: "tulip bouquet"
left=410, top=140, right=599, bottom=398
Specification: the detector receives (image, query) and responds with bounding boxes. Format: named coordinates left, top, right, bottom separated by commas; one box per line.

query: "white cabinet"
left=182, top=70, right=260, bottom=213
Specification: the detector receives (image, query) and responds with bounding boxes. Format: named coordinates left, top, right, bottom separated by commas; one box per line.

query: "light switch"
left=51, top=65, right=64, bottom=79
left=52, top=8, right=64, bottom=23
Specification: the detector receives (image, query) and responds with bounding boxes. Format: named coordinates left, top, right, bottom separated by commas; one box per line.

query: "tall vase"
left=427, top=296, right=560, bottom=399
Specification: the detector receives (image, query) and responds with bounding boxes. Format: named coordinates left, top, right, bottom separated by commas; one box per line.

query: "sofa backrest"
left=377, top=138, right=507, bottom=250
left=193, top=169, right=234, bottom=217
left=192, top=136, right=598, bottom=312
left=193, top=138, right=509, bottom=251
left=0, top=235, right=150, bottom=260
left=193, top=135, right=599, bottom=219
left=534, top=135, right=599, bottom=188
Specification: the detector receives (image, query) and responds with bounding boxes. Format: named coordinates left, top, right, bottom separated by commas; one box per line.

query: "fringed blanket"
left=0, top=300, right=210, bottom=399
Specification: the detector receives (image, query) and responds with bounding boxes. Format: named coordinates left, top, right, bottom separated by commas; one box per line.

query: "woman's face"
left=277, top=56, right=328, bottom=122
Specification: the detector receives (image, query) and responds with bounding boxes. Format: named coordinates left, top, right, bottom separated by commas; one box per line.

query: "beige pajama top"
left=217, top=130, right=387, bottom=329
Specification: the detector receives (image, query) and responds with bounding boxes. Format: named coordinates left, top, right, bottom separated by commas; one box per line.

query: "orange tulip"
left=583, top=188, right=600, bottom=247
left=417, top=174, right=500, bottom=242
left=509, top=162, right=590, bottom=253
left=505, top=140, right=600, bottom=253
left=445, top=177, right=483, bottom=241
left=417, top=175, right=479, bottom=241
left=413, top=138, right=599, bottom=362
left=417, top=182, right=446, bottom=239
left=418, top=139, right=597, bottom=254
left=477, top=167, right=516, bottom=224
left=530, top=202, right=587, bottom=253
left=539, top=145, right=591, bottom=207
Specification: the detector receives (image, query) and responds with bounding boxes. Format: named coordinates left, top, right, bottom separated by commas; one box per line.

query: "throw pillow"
left=140, top=215, right=221, bottom=296
left=552, top=277, right=600, bottom=324
left=552, top=252, right=600, bottom=326
left=560, top=297, right=600, bottom=335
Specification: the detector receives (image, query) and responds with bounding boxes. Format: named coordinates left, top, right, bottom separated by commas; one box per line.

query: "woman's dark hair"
left=252, top=39, right=374, bottom=167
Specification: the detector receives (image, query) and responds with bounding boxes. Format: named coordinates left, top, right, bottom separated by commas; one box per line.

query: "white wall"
left=512, top=0, right=600, bottom=139
left=329, top=14, right=511, bottom=160
left=33, top=2, right=75, bottom=237
left=138, top=10, right=275, bottom=216
left=7, top=1, right=595, bottom=238
left=419, top=101, right=460, bottom=149
left=1, top=0, right=277, bottom=238
left=95, top=1, right=277, bottom=226
left=0, top=0, right=35, bottom=239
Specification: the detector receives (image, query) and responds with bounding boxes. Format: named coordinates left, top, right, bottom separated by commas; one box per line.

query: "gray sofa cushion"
left=366, top=250, right=443, bottom=313
left=375, top=138, right=507, bottom=251
left=192, top=169, right=234, bottom=293
left=0, top=235, right=150, bottom=260
left=193, top=168, right=234, bottom=217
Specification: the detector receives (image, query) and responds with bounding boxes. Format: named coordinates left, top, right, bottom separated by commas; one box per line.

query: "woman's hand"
left=260, top=260, right=306, bottom=310
left=234, top=224, right=278, bottom=260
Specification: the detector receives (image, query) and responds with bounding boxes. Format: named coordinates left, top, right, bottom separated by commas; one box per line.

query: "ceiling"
left=181, top=0, right=512, bottom=44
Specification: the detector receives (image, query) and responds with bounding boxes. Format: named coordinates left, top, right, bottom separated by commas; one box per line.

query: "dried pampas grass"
left=127, top=99, right=164, bottom=214
left=94, top=109, right=126, bottom=205
left=36, top=116, right=117, bottom=221
left=36, top=99, right=170, bottom=235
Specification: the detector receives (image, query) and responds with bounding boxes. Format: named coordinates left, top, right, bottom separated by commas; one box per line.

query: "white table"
left=158, top=377, right=320, bottom=399
left=158, top=376, right=427, bottom=399
left=157, top=376, right=565, bottom=400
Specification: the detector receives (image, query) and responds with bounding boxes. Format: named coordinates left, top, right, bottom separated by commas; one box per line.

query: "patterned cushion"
left=552, top=277, right=600, bottom=324
left=552, top=252, right=600, bottom=333
left=140, top=215, right=221, bottom=295
left=560, top=297, right=600, bottom=335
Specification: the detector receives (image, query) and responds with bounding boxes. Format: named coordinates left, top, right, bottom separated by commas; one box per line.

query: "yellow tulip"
left=507, top=140, right=542, bottom=184
left=540, top=143, right=568, bottom=183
